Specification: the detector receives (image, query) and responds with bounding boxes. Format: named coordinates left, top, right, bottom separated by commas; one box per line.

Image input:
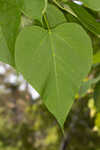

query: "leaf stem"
left=42, top=0, right=51, bottom=32
left=43, top=13, right=51, bottom=33
left=42, top=0, right=48, bottom=14
left=53, top=0, right=67, bottom=12
left=53, top=0, right=76, bottom=17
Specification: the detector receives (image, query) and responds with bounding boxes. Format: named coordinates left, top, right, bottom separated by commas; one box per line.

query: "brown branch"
left=60, top=134, right=71, bottom=150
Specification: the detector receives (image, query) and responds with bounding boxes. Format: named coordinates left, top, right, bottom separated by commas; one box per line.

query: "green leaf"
left=45, top=4, right=66, bottom=28
left=0, top=27, right=13, bottom=65
left=67, top=2, right=100, bottom=36
left=0, top=0, right=21, bottom=65
left=15, top=23, right=92, bottom=128
left=80, top=0, right=100, bottom=11
left=22, top=0, right=45, bottom=21
left=94, top=81, right=100, bottom=112
left=93, top=51, right=100, bottom=64
left=65, top=12, right=80, bottom=24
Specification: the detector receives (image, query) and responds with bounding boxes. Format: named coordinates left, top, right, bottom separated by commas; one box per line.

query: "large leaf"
left=80, top=0, right=100, bottom=11
left=0, top=27, right=13, bottom=65
left=45, top=4, right=66, bottom=28
left=15, top=23, right=92, bottom=128
left=21, top=0, right=45, bottom=21
left=0, top=0, right=21, bottom=65
left=67, top=2, right=100, bottom=37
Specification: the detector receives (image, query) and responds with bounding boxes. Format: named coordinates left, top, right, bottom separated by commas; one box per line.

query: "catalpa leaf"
left=21, top=0, right=45, bottom=21
left=80, top=0, right=100, bottom=11
left=15, top=23, right=92, bottom=128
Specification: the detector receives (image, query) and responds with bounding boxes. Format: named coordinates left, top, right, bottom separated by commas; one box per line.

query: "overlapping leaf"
left=15, top=23, right=92, bottom=128
left=21, top=0, right=45, bottom=21
left=0, top=0, right=21, bottom=65
left=68, top=2, right=100, bottom=36
left=0, top=27, right=13, bottom=65
left=45, top=4, right=66, bottom=28
left=81, top=0, right=100, bottom=11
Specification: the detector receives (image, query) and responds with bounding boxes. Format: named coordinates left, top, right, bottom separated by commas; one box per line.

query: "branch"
left=60, top=134, right=71, bottom=150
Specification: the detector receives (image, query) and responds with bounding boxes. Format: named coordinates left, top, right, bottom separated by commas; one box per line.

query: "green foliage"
left=0, top=27, right=12, bottom=65
left=0, top=0, right=100, bottom=130
left=15, top=23, right=92, bottom=128
left=0, top=63, right=100, bottom=150
left=67, top=2, right=100, bottom=36
left=45, top=4, right=66, bottom=28
left=94, top=52, right=100, bottom=64
left=80, top=0, right=100, bottom=11
left=0, top=0, right=21, bottom=65
left=0, top=65, right=99, bottom=150
left=21, top=0, right=45, bottom=21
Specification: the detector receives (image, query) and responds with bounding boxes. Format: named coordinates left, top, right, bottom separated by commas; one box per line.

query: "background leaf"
left=67, top=2, right=100, bottom=36
left=65, top=12, right=80, bottom=24
left=15, top=23, right=92, bottom=129
left=45, top=4, right=66, bottom=28
left=93, top=51, right=100, bottom=64
left=0, top=0, right=21, bottom=65
left=80, top=0, right=100, bottom=11
left=21, top=0, right=45, bottom=21
left=0, top=27, right=13, bottom=65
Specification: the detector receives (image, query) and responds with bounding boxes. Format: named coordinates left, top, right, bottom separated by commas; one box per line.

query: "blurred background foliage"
left=0, top=1, right=100, bottom=150
left=0, top=63, right=100, bottom=150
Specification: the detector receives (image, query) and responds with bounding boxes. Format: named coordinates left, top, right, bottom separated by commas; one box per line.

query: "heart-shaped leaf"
left=15, top=23, right=92, bottom=128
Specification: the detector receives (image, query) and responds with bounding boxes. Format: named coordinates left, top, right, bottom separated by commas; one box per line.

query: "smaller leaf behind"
left=45, top=3, right=66, bottom=28
left=21, top=0, right=45, bottom=21
left=80, top=0, right=100, bottom=11
left=67, top=1, right=100, bottom=37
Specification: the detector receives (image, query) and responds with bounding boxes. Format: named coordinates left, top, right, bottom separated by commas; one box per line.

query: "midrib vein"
left=49, top=33, right=60, bottom=100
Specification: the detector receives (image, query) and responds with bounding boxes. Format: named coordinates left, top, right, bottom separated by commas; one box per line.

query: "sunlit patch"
left=73, top=0, right=83, bottom=5
left=28, top=84, right=40, bottom=100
